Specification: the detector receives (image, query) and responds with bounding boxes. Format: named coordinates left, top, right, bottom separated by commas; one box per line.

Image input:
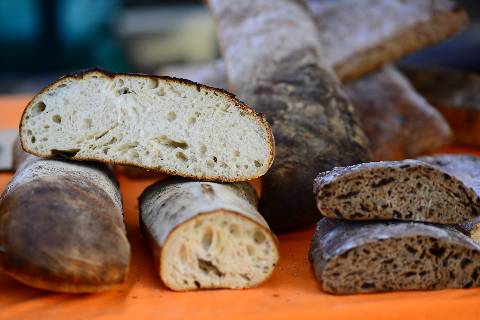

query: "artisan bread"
left=309, top=0, right=468, bottom=82
left=19, top=69, right=274, bottom=182
left=309, top=218, right=480, bottom=294
left=0, top=142, right=130, bottom=293
left=401, top=66, right=480, bottom=146
left=139, top=178, right=278, bottom=291
left=314, top=160, right=480, bottom=224
left=208, top=0, right=371, bottom=232
left=346, top=66, right=452, bottom=160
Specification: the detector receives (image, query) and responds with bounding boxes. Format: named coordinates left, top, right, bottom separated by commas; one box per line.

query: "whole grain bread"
left=208, top=0, right=371, bottom=232
left=139, top=178, right=279, bottom=291
left=309, top=218, right=480, bottom=294
left=19, top=69, right=274, bottom=182
left=0, top=142, right=130, bottom=293
left=401, top=66, right=480, bottom=146
left=314, top=159, right=480, bottom=224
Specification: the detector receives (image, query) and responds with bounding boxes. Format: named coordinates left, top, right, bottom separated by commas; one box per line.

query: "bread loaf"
left=208, top=0, right=371, bottom=232
left=401, top=66, right=480, bottom=146
left=309, top=0, right=468, bottom=82
left=309, top=218, right=480, bottom=294
left=0, top=142, right=130, bottom=292
left=139, top=178, right=279, bottom=291
left=345, top=66, right=452, bottom=160
left=314, top=159, right=480, bottom=224
left=19, top=69, right=274, bottom=182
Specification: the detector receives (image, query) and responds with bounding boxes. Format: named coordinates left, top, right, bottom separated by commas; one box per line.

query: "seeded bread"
left=346, top=66, right=452, bottom=160
left=314, top=159, right=480, bottom=224
left=139, top=178, right=279, bottom=291
left=401, top=66, right=480, bottom=146
left=0, top=142, right=130, bottom=293
left=309, top=0, right=468, bottom=82
left=19, top=69, right=274, bottom=182
left=309, top=218, right=480, bottom=294
left=208, top=0, right=372, bottom=232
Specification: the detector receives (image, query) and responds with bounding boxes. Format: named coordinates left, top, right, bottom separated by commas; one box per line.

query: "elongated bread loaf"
left=139, top=178, right=278, bottom=291
left=309, top=0, right=467, bottom=82
left=208, top=0, right=371, bottom=232
left=19, top=69, right=274, bottom=182
left=0, top=142, right=130, bottom=293
left=345, top=66, right=452, bottom=160
left=309, top=218, right=480, bottom=294
left=401, top=66, right=480, bottom=146
left=314, top=159, right=480, bottom=224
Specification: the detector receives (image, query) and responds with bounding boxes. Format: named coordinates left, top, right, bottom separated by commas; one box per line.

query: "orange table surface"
left=1, top=95, right=480, bottom=320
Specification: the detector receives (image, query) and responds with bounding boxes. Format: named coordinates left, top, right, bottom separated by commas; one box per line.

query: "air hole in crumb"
left=244, top=165, right=249, bottom=169
left=32, top=101, right=46, bottom=115
left=82, top=118, right=92, bottom=129
left=52, top=115, right=62, bottom=123
left=253, top=230, right=266, bottom=244
left=157, top=88, right=165, bottom=96
left=213, top=156, right=217, bottom=163
left=254, top=160, right=262, bottom=168
left=229, top=224, right=239, bottom=236
left=176, top=152, right=188, bottom=161
left=188, top=117, right=196, bottom=124
left=148, top=78, right=159, bottom=89
left=247, top=245, right=255, bottom=256
left=27, top=130, right=32, bottom=136
left=234, top=150, right=240, bottom=157
left=42, top=137, right=48, bottom=141
left=202, top=228, right=213, bottom=250
left=43, top=125, right=50, bottom=129
left=180, top=244, right=188, bottom=264
left=130, top=150, right=139, bottom=158
left=200, top=145, right=207, bottom=155
left=117, top=79, right=124, bottom=87
left=31, top=136, right=36, bottom=143
left=167, top=111, right=176, bottom=121
left=103, top=148, right=109, bottom=155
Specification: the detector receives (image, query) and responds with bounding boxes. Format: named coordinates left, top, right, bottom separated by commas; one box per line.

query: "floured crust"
left=19, top=68, right=274, bottom=182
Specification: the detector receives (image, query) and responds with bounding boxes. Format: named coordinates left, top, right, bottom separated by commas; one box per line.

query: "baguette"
left=19, top=69, right=274, bottom=182
left=309, top=0, right=468, bottom=82
left=345, top=66, right=452, bottom=160
left=208, top=0, right=372, bottom=232
left=309, top=218, right=480, bottom=294
left=314, top=159, right=480, bottom=224
left=0, top=142, right=130, bottom=293
left=401, top=66, right=480, bottom=146
left=139, top=178, right=279, bottom=291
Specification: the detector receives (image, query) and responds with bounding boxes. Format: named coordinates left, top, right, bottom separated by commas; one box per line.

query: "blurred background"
left=0, top=0, right=479, bottom=94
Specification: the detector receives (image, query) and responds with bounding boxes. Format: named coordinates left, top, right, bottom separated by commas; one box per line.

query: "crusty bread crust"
left=19, top=68, right=275, bottom=182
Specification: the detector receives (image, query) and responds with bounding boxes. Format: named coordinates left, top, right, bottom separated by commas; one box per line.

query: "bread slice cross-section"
left=19, top=69, right=274, bottom=182
left=139, top=178, right=279, bottom=291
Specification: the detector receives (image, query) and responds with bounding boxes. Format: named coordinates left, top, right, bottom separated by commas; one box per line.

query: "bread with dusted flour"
left=19, top=69, right=274, bottom=182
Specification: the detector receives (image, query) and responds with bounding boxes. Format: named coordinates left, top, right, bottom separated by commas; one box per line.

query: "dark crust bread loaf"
left=314, top=159, right=480, bottom=224
left=19, top=68, right=274, bottom=182
left=345, top=66, right=452, bottom=160
left=139, top=178, right=279, bottom=291
left=309, top=0, right=468, bottom=82
left=309, top=218, right=480, bottom=294
left=208, top=0, right=372, bottom=232
left=0, top=144, right=130, bottom=293
left=401, top=66, right=480, bottom=146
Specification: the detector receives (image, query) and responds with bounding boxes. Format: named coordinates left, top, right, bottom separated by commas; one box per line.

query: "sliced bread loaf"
left=139, top=178, right=278, bottom=291
left=19, top=69, right=274, bottom=182
left=309, top=218, right=480, bottom=294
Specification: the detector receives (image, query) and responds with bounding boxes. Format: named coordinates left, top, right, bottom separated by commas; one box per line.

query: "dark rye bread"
left=308, top=218, right=480, bottom=294
left=401, top=66, right=480, bottom=146
left=345, top=66, right=452, bottom=160
left=208, top=0, right=371, bottom=232
left=309, top=0, right=468, bottom=82
left=0, top=142, right=130, bottom=293
left=314, top=159, right=480, bottom=224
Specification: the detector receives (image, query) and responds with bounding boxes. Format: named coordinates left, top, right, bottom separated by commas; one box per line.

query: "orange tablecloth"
left=1, top=95, right=480, bottom=320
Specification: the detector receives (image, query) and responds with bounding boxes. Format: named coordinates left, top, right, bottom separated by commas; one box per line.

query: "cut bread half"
left=19, top=69, right=274, bottom=182
left=314, top=160, right=480, bottom=224
left=140, top=178, right=279, bottom=291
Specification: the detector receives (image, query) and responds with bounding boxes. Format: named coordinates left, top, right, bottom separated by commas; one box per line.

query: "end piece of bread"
left=139, top=178, right=279, bottom=291
left=0, top=142, right=130, bottom=293
left=309, top=218, right=480, bottom=294
left=19, top=69, right=274, bottom=182
left=314, top=159, right=480, bottom=224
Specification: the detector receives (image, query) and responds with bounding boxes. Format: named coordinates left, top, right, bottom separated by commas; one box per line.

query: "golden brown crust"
left=19, top=69, right=275, bottom=183
left=336, top=9, right=468, bottom=82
